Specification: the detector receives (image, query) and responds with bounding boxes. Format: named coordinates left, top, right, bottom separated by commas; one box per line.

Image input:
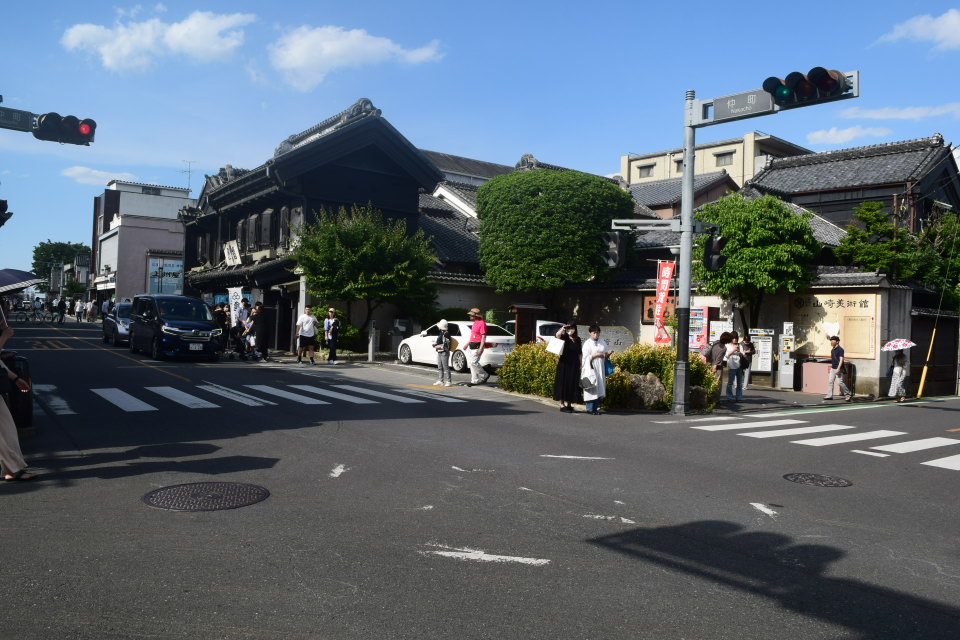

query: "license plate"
left=189, top=343, right=203, bottom=351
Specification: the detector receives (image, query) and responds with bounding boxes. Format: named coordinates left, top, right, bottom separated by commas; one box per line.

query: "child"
left=433, top=320, right=452, bottom=386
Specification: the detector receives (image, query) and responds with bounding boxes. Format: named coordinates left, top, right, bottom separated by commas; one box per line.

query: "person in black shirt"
left=825, top=335, right=853, bottom=401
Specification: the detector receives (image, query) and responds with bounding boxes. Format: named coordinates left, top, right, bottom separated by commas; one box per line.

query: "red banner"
left=654, top=262, right=676, bottom=344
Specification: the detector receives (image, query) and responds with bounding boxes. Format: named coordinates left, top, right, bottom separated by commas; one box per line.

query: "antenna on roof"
left=181, top=160, right=195, bottom=194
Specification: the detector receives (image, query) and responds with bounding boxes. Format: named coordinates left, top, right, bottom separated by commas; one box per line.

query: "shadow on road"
left=589, top=520, right=960, bottom=639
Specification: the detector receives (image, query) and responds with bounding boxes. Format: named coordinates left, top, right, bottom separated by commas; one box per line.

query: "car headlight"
left=119, top=320, right=129, bottom=328
left=161, top=325, right=179, bottom=335
left=212, top=328, right=222, bottom=336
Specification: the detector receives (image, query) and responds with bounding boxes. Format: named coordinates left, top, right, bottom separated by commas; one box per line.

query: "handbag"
left=604, top=358, right=615, bottom=376
left=580, top=369, right=598, bottom=389
left=546, top=336, right=565, bottom=355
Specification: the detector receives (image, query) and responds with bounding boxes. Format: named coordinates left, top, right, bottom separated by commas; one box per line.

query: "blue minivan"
left=129, top=294, right=223, bottom=361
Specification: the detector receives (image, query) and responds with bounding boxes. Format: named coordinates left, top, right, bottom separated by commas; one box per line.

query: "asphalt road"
left=2, top=321, right=959, bottom=639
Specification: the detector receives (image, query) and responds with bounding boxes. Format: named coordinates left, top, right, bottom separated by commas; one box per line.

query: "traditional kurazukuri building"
left=180, top=98, right=443, bottom=353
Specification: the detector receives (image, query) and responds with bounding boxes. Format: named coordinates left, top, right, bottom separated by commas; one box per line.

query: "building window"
left=715, top=152, right=734, bottom=167
left=637, top=164, right=654, bottom=178
left=147, top=257, right=183, bottom=295
left=674, top=160, right=684, bottom=173
left=142, top=186, right=161, bottom=196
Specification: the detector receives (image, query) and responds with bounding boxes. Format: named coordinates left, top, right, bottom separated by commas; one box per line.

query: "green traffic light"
left=774, top=85, right=793, bottom=102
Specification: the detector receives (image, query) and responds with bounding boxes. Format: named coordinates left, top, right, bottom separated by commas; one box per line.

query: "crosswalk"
left=38, top=382, right=467, bottom=415
left=671, top=415, right=960, bottom=472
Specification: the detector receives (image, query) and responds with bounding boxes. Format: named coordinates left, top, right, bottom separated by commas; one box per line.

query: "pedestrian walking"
left=296, top=305, right=320, bottom=364
left=100, top=298, right=110, bottom=321
left=433, top=319, right=453, bottom=386
left=825, top=335, right=853, bottom=402
left=323, top=307, right=342, bottom=364
left=466, top=307, right=488, bottom=385
left=0, top=345, right=38, bottom=481
left=552, top=322, right=582, bottom=412
left=581, top=325, right=613, bottom=415
left=56, top=297, right=66, bottom=324
left=244, top=302, right=270, bottom=362
left=739, top=334, right=755, bottom=389
left=888, top=349, right=909, bottom=402
left=75, top=299, right=85, bottom=322
left=725, top=336, right=745, bottom=402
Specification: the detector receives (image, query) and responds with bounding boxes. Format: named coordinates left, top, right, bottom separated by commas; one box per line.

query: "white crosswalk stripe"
left=91, top=388, right=158, bottom=412
left=145, top=386, right=220, bottom=409
left=790, top=429, right=907, bottom=446
left=244, top=385, right=330, bottom=404
left=740, top=424, right=855, bottom=439
left=288, top=385, right=379, bottom=404
left=870, top=437, right=960, bottom=453
left=691, top=419, right=805, bottom=431
left=390, top=388, right=468, bottom=403
left=197, top=383, right=278, bottom=406
left=921, top=454, right=960, bottom=470
left=331, top=384, right=425, bottom=403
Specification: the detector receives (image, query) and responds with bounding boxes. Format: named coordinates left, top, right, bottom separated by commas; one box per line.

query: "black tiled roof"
left=739, top=187, right=847, bottom=247
left=420, top=150, right=513, bottom=180
left=748, top=135, right=949, bottom=194
left=629, top=171, right=735, bottom=207
left=437, top=180, right=481, bottom=209
left=810, top=265, right=886, bottom=287
left=419, top=208, right=479, bottom=264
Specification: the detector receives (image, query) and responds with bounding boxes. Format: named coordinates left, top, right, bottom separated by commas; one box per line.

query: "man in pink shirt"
left=467, top=307, right=489, bottom=385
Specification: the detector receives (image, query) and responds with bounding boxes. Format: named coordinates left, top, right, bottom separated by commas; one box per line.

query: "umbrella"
left=881, top=338, right=916, bottom=351
left=0, top=268, right=45, bottom=294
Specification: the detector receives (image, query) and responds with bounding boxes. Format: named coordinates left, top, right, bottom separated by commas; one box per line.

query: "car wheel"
left=399, top=344, right=412, bottom=364
left=102, top=330, right=110, bottom=344
left=113, top=330, right=121, bottom=346
left=151, top=338, right=163, bottom=360
left=451, top=350, right=468, bottom=373
left=128, top=330, right=138, bottom=353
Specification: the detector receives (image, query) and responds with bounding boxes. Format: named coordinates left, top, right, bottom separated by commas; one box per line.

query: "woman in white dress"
left=581, top=325, right=613, bottom=415
left=888, top=349, right=908, bottom=402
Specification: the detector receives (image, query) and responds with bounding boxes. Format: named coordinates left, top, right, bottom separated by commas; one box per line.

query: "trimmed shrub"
left=498, top=342, right=558, bottom=397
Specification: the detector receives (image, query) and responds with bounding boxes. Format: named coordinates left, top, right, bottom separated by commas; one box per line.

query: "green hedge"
left=499, top=341, right=719, bottom=411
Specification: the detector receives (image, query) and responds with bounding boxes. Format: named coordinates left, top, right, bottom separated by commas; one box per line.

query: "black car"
left=128, top=294, right=224, bottom=361
left=101, top=302, right=133, bottom=345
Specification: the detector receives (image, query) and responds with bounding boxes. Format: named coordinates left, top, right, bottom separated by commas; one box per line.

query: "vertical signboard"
left=749, top=328, right=775, bottom=373
left=654, top=261, right=676, bottom=344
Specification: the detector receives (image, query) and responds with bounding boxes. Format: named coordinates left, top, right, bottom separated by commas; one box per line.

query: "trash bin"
left=390, top=319, right=408, bottom=353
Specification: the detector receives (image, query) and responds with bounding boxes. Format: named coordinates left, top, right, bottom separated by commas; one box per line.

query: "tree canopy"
left=291, top=204, right=437, bottom=330
left=476, top=170, right=636, bottom=293
left=694, top=193, right=822, bottom=330
left=31, top=240, right=91, bottom=293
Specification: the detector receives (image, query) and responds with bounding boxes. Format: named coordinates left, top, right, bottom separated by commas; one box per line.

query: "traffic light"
left=762, top=67, right=852, bottom=110
left=0, top=199, right=11, bottom=228
left=601, top=231, right=627, bottom=268
left=704, top=233, right=728, bottom=272
left=32, top=112, right=97, bottom=145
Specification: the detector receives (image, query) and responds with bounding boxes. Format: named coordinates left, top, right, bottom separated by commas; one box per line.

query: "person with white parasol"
left=882, top=338, right=915, bottom=403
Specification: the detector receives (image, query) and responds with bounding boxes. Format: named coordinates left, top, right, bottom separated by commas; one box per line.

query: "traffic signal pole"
left=671, top=90, right=698, bottom=414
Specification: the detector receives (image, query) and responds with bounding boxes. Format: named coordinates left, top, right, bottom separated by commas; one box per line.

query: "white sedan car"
left=397, top=321, right=515, bottom=372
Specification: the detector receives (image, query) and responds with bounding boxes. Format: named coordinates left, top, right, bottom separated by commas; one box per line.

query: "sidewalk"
left=712, top=385, right=870, bottom=414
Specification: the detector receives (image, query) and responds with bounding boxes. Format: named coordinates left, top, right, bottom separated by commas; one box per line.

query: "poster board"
left=748, top=329, right=775, bottom=372
left=789, top=293, right=877, bottom=359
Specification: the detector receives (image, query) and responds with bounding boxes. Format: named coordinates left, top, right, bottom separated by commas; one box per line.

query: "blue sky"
left=2, top=1, right=960, bottom=272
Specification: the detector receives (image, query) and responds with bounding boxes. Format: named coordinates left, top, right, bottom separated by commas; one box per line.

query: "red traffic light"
left=32, top=112, right=96, bottom=145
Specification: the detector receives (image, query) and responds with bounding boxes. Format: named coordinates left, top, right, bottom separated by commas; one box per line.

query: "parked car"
left=102, top=302, right=133, bottom=345
left=505, top=319, right=565, bottom=343
left=397, top=320, right=515, bottom=372
left=128, top=294, right=223, bottom=361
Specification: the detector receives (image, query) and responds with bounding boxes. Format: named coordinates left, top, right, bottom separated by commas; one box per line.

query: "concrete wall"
left=114, top=217, right=185, bottom=300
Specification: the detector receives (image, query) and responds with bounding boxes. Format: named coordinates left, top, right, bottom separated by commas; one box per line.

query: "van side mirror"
left=143, top=310, right=154, bottom=320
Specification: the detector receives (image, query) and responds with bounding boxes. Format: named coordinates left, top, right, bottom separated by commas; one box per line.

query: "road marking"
left=91, top=388, right=158, bottom=412
left=921, top=454, right=960, bottom=470
left=870, top=437, right=960, bottom=454
left=418, top=544, right=550, bottom=566
left=692, top=419, right=806, bottom=432
left=332, top=385, right=425, bottom=403
left=289, top=385, right=379, bottom=404
left=750, top=503, right=778, bottom=518
left=740, top=424, right=853, bottom=438
left=329, top=464, right=349, bottom=478
left=583, top=514, right=636, bottom=524
left=197, top=383, right=277, bottom=406
left=145, top=386, right=220, bottom=409
left=392, top=387, right=468, bottom=403
left=245, top=385, right=330, bottom=404
left=32, top=384, right=76, bottom=415
left=539, top=455, right=614, bottom=460
left=790, top=430, right=906, bottom=446
left=852, top=450, right=890, bottom=457
left=653, top=416, right=739, bottom=424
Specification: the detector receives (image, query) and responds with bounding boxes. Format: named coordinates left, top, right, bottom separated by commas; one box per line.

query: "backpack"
left=699, top=342, right=712, bottom=363
left=727, top=352, right=742, bottom=370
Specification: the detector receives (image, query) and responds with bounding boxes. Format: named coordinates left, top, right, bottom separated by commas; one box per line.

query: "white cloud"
left=806, top=126, right=893, bottom=146
left=62, top=166, right=138, bottom=186
left=840, top=103, right=960, bottom=120
left=268, top=25, right=443, bottom=91
left=877, top=9, right=960, bottom=51
left=61, top=10, right=255, bottom=72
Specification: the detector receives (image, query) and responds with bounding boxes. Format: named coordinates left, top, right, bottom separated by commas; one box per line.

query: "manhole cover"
left=142, top=482, right=270, bottom=511
left=783, top=473, right=853, bottom=488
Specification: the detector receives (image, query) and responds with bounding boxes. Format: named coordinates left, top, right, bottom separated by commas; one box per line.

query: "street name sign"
left=711, top=90, right=774, bottom=123
left=0, top=107, right=34, bottom=132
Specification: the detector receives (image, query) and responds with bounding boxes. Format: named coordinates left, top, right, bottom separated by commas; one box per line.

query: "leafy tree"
left=834, top=201, right=916, bottom=280
left=476, top=170, right=636, bottom=293
left=694, top=193, right=821, bottom=331
left=292, top=204, right=438, bottom=331
left=64, top=278, right=87, bottom=298
left=912, top=208, right=960, bottom=309
left=31, top=240, right=91, bottom=293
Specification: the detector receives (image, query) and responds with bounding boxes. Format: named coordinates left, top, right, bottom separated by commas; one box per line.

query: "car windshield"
left=157, top=299, right=213, bottom=321
left=484, top=324, right=513, bottom=337
left=116, top=305, right=132, bottom=319
left=539, top=323, right=564, bottom=335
